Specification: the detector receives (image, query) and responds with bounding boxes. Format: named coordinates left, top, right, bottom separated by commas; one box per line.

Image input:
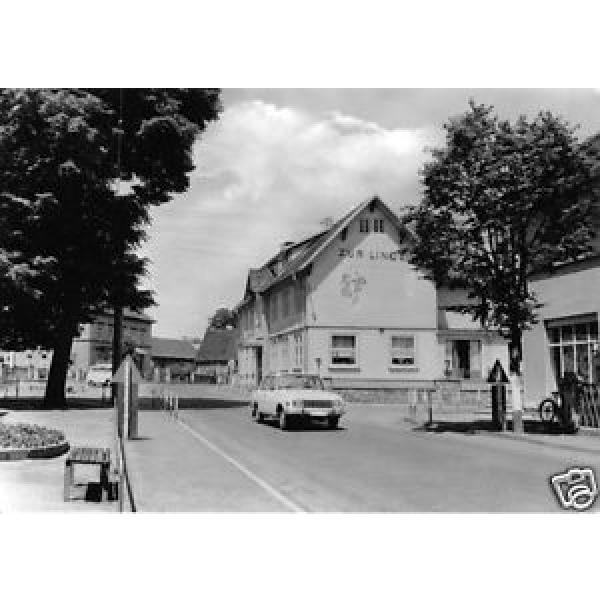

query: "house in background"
left=236, top=196, right=509, bottom=401
left=151, top=337, right=197, bottom=382
left=69, top=309, right=154, bottom=380
left=0, top=348, right=52, bottom=381
left=195, top=328, right=239, bottom=383
left=2, top=309, right=154, bottom=383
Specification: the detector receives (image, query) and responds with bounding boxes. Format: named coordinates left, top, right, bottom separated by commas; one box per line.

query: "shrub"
left=0, top=422, right=66, bottom=449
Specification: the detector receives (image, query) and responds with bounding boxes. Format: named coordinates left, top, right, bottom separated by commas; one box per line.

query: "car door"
left=263, top=375, right=276, bottom=416
left=257, top=376, right=272, bottom=415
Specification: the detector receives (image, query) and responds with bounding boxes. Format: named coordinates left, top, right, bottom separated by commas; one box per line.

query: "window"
left=359, top=219, right=369, bottom=233
left=330, top=335, right=357, bottom=366
left=293, top=332, right=303, bottom=369
left=373, top=219, right=384, bottom=233
left=390, top=335, right=416, bottom=367
left=281, top=335, right=290, bottom=369
left=270, top=294, right=279, bottom=322
left=547, top=318, right=598, bottom=383
left=282, top=288, right=290, bottom=318
left=294, top=284, right=304, bottom=314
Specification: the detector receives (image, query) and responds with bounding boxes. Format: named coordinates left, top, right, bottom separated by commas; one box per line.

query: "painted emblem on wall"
left=341, top=271, right=367, bottom=304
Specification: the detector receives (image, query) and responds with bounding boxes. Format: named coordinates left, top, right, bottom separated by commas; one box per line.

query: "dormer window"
left=374, top=219, right=384, bottom=233
left=359, top=219, right=369, bottom=233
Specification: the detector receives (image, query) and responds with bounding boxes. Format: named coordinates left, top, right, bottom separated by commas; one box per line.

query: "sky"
left=142, top=89, right=600, bottom=338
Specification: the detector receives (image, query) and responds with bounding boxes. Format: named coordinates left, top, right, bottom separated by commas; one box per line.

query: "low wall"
left=138, top=382, right=253, bottom=401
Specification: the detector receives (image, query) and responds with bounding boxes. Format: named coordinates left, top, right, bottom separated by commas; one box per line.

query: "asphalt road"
left=159, top=404, right=600, bottom=512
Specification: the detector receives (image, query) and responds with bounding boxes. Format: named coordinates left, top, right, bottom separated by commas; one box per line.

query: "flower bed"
left=0, top=422, right=69, bottom=460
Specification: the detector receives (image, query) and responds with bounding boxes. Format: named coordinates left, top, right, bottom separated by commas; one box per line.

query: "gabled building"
left=195, top=327, right=239, bottom=383
left=150, top=337, right=197, bottom=382
left=236, top=196, right=509, bottom=398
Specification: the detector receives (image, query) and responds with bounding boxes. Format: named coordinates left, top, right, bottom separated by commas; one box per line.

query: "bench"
left=64, top=446, right=111, bottom=502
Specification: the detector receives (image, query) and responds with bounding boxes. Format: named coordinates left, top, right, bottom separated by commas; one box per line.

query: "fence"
left=578, top=383, right=600, bottom=428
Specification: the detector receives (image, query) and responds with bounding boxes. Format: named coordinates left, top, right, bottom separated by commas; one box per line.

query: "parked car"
left=251, top=373, right=346, bottom=430
left=86, top=363, right=113, bottom=387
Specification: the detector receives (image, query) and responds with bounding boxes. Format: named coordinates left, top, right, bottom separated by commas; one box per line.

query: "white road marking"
left=177, top=418, right=305, bottom=513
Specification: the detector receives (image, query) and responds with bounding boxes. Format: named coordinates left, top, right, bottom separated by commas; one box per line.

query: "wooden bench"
left=64, top=446, right=111, bottom=502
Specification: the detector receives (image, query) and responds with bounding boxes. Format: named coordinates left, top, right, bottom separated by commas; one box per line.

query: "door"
left=256, top=346, right=263, bottom=385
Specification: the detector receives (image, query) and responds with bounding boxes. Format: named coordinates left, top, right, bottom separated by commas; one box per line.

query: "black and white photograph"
left=1, top=3, right=599, bottom=599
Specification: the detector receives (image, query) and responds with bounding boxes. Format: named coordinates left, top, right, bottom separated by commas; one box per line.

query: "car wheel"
left=328, top=416, right=339, bottom=430
left=279, top=410, right=288, bottom=430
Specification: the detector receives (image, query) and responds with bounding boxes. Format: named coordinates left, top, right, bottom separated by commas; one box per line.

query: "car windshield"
left=276, top=375, right=324, bottom=390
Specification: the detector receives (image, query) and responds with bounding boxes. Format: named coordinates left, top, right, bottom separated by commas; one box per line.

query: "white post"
left=511, top=374, right=523, bottom=434
left=124, top=355, right=130, bottom=439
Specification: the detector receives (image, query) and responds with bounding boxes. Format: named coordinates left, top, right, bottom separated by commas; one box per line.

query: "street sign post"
left=113, top=355, right=142, bottom=440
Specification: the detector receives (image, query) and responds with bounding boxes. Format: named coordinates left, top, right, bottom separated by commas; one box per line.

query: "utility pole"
left=111, top=89, right=125, bottom=406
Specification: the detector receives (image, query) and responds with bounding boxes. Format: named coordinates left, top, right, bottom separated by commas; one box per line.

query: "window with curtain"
left=390, top=335, right=416, bottom=366
left=330, top=335, right=357, bottom=366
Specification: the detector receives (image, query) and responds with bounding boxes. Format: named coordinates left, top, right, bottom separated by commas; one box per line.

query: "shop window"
left=547, top=318, right=598, bottom=383
left=330, top=335, right=357, bottom=366
left=444, top=339, right=482, bottom=379
left=390, top=335, right=416, bottom=367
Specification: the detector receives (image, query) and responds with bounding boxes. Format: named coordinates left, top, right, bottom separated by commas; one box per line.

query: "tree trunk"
left=508, top=327, right=524, bottom=433
left=508, top=328, right=523, bottom=375
left=111, top=304, right=123, bottom=407
left=44, top=326, right=74, bottom=409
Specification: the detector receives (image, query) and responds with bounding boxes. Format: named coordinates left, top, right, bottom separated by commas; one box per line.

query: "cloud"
left=142, top=100, right=439, bottom=337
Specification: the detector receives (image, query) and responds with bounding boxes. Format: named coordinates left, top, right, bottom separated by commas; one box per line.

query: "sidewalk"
left=0, top=409, right=117, bottom=512
left=124, top=411, right=290, bottom=511
left=404, top=414, right=600, bottom=455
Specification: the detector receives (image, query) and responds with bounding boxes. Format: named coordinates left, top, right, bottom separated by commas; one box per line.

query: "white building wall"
left=306, top=327, right=441, bottom=383
left=307, top=205, right=438, bottom=330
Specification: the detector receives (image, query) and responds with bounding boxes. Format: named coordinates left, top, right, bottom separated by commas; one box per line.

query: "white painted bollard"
left=511, top=374, right=524, bottom=434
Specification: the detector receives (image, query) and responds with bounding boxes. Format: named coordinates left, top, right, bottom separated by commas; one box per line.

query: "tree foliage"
left=0, top=88, right=221, bottom=406
left=403, top=101, right=600, bottom=373
left=207, top=307, right=238, bottom=330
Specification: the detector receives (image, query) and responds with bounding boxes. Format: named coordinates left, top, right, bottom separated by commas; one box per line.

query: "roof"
left=196, top=328, right=239, bottom=363
left=237, top=196, right=413, bottom=305
left=95, top=308, right=155, bottom=323
left=151, top=337, right=197, bottom=360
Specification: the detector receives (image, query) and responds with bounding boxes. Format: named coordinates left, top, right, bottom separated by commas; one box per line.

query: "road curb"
left=0, top=441, right=70, bottom=461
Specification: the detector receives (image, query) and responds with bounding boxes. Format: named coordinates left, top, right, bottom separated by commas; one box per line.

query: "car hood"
left=263, top=389, right=343, bottom=402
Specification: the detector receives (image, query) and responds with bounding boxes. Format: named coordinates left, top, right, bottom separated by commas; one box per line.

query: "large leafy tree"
left=403, top=101, right=599, bottom=380
left=207, top=307, right=238, bottom=330
left=0, top=88, right=220, bottom=407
